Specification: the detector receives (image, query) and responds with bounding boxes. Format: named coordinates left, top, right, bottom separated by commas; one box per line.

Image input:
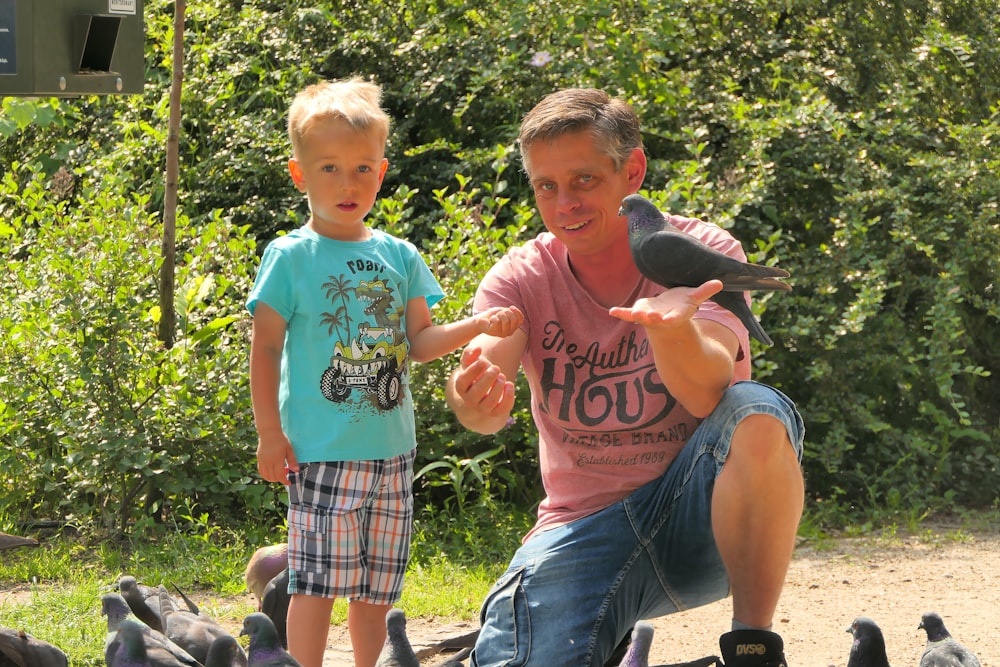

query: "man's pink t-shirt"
left=474, top=214, right=753, bottom=541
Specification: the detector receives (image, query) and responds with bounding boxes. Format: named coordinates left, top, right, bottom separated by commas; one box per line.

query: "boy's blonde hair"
left=287, top=77, right=391, bottom=157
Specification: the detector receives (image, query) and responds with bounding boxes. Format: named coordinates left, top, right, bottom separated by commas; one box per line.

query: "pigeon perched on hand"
left=918, top=612, right=981, bottom=667
left=847, top=617, right=891, bottom=667
left=240, top=613, right=301, bottom=667
left=375, top=608, right=419, bottom=667
left=620, top=193, right=790, bottom=345
left=0, top=626, right=68, bottom=667
left=615, top=621, right=654, bottom=667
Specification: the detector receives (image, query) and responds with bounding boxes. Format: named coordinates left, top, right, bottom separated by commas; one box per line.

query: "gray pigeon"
left=620, top=193, right=790, bottom=345
left=0, top=626, right=68, bottom=667
left=118, top=576, right=164, bottom=632
left=245, top=544, right=288, bottom=610
left=376, top=608, right=419, bottom=667
left=240, top=613, right=301, bottom=667
left=204, top=635, right=249, bottom=667
left=615, top=621, right=654, bottom=667
left=108, top=619, right=153, bottom=667
left=918, top=612, right=980, bottom=667
left=260, top=569, right=290, bottom=649
left=0, top=533, right=39, bottom=552
left=157, top=584, right=233, bottom=664
left=847, top=617, right=891, bottom=667
left=101, top=593, right=200, bottom=667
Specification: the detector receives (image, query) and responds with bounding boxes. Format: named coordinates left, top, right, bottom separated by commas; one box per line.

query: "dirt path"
left=322, top=532, right=999, bottom=666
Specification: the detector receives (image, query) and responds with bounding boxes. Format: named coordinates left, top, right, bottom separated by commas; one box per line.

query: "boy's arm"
left=249, top=302, right=299, bottom=484
left=404, top=297, right=523, bottom=363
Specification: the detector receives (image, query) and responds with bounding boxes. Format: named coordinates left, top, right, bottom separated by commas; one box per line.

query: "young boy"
left=247, top=77, right=522, bottom=667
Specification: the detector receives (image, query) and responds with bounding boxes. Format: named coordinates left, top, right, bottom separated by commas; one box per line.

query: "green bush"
left=1, top=0, right=998, bottom=534
left=0, top=165, right=277, bottom=534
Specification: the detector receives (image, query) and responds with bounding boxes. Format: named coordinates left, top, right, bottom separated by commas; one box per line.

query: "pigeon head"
left=205, top=635, right=243, bottom=667
left=241, top=612, right=280, bottom=648
left=619, top=194, right=667, bottom=236
left=101, top=593, right=132, bottom=628
left=113, top=619, right=150, bottom=663
left=918, top=612, right=949, bottom=641
left=846, top=617, right=890, bottom=667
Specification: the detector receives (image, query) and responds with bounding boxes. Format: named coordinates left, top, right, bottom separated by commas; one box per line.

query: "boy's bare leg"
left=349, top=600, right=393, bottom=667
left=286, top=593, right=335, bottom=667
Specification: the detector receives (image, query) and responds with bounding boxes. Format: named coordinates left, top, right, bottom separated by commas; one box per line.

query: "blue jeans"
left=471, top=381, right=804, bottom=667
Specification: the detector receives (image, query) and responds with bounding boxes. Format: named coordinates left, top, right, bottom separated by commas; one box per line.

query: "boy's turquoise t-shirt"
left=246, top=227, right=445, bottom=462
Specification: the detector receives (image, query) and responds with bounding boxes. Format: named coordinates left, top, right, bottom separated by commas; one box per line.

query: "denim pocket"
left=475, top=566, right=529, bottom=666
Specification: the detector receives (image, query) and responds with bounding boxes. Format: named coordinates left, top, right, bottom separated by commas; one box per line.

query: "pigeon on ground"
left=0, top=626, right=68, bottom=667
left=613, top=621, right=654, bottom=667
left=620, top=193, right=791, bottom=345
left=918, top=612, right=981, bottom=667
left=245, top=544, right=288, bottom=610
left=240, top=612, right=301, bottom=667
left=108, top=618, right=154, bottom=667
left=847, top=617, right=891, bottom=667
left=171, top=584, right=202, bottom=615
left=157, top=584, right=234, bottom=664
left=204, top=635, right=249, bottom=667
left=101, top=593, right=200, bottom=667
left=375, top=608, right=419, bottom=667
left=0, top=532, right=39, bottom=552
left=118, top=576, right=164, bottom=632
left=260, top=569, right=290, bottom=648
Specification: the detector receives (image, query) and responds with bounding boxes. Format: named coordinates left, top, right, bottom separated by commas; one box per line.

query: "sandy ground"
left=322, top=532, right=999, bottom=666
left=2, top=531, right=996, bottom=666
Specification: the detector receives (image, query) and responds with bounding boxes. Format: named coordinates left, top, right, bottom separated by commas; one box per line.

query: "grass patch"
left=0, top=502, right=533, bottom=665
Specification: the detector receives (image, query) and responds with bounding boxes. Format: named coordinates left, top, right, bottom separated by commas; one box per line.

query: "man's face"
left=524, top=131, right=640, bottom=258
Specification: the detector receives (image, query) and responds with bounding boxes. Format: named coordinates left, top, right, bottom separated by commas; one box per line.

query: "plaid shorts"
left=285, top=449, right=414, bottom=604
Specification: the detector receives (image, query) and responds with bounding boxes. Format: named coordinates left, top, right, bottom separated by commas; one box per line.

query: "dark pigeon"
left=918, top=612, right=981, bottom=667
left=0, top=626, right=68, bottom=667
left=204, top=635, right=249, bottom=667
left=375, top=609, right=419, bottom=667
left=0, top=533, right=39, bottom=552
left=240, top=613, right=301, bottom=667
left=260, top=569, right=290, bottom=649
left=616, top=621, right=654, bottom=667
left=847, top=617, right=891, bottom=667
left=118, top=576, right=164, bottom=633
left=245, top=545, right=288, bottom=611
left=101, top=593, right=200, bottom=667
left=620, top=193, right=790, bottom=345
left=108, top=619, right=154, bottom=667
left=157, top=584, right=233, bottom=664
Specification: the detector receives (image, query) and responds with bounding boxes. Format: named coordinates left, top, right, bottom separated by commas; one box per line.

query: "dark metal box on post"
left=0, top=0, right=144, bottom=97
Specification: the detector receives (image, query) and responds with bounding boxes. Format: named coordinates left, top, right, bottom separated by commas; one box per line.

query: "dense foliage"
left=1, top=0, right=998, bottom=535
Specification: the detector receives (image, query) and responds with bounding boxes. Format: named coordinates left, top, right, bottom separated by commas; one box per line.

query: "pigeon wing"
left=635, top=229, right=789, bottom=292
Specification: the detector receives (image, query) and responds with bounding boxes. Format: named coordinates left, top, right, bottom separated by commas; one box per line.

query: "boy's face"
left=288, top=118, right=388, bottom=241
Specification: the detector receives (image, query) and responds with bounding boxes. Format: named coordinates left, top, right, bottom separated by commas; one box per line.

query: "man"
left=445, top=88, right=805, bottom=667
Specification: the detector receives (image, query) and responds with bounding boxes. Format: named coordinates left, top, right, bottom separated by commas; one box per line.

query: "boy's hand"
left=475, top=306, right=524, bottom=338
left=256, top=430, right=300, bottom=485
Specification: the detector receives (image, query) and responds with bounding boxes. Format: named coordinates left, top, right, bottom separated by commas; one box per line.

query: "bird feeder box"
left=0, top=0, right=144, bottom=97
